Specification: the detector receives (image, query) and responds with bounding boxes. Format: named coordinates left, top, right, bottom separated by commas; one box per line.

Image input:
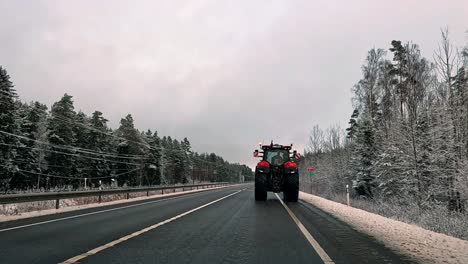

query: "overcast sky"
left=1, top=0, right=467, bottom=168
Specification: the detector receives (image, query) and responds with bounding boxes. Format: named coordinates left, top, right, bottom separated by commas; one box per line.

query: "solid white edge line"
left=275, top=193, right=335, bottom=264
left=0, top=186, right=232, bottom=233
left=60, top=189, right=245, bottom=264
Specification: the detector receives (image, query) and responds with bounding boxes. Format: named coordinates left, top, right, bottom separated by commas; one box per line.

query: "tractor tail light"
left=284, top=161, right=297, bottom=169
left=257, top=161, right=270, bottom=168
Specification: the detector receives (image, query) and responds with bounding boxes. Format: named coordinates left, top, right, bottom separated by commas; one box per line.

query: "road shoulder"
left=300, top=191, right=468, bottom=264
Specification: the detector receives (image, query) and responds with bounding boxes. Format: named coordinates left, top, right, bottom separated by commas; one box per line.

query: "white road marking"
left=275, top=193, right=335, bottom=264
left=0, top=187, right=231, bottom=233
left=60, top=189, right=244, bottom=264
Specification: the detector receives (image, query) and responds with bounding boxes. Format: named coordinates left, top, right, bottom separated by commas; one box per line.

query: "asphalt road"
left=0, top=184, right=414, bottom=264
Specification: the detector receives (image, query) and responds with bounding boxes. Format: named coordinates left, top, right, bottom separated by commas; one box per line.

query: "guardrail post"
left=161, top=189, right=164, bottom=195
left=147, top=191, right=149, bottom=197
left=182, top=186, right=185, bottom=191
left=126, top=192, right=130, bottom=199
left=55, top=199, right=60, bottom=209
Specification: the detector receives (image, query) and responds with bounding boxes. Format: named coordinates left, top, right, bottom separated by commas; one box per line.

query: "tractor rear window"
left=265, top=150, right=289, bottom=165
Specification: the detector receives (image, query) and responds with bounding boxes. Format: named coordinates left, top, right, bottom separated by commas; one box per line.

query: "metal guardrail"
left=0, top=182, right=230, bottom=209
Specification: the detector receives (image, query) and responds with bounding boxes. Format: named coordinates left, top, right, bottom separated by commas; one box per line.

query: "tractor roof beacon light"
left=253, top=150, right=259, bottom=158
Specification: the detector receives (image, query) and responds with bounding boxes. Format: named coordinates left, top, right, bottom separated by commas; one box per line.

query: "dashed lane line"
left=275, top=193, right=334, bottom=264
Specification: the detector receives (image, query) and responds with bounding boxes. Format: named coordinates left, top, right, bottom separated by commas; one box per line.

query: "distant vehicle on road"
left=253, top=142, right=299, bottom=202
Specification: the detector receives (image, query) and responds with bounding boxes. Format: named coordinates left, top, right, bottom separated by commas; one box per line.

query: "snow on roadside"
left=0, top=186, right=229, bottom=223
left=300, top=192, right=468, bottom=264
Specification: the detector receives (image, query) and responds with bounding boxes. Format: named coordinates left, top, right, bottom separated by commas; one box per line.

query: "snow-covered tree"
left=46, top=94, right=76, bottom=187
left=12, top=101, right=48, bottom=189
left=351, top=114, right=377, bottom=197
left=86, top=111, right=112, bottom=185
left=143, top=130, right=163, bottom=185
left=115, top=114, right=144, bottom=186
left=0, top=66, right=18, bottom=191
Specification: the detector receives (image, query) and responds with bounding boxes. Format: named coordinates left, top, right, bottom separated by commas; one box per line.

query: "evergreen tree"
left=389, top=40, right=409, bottom=117
left=143, top=130, right=163, bottom=185
left=351, top=115, right=377, bottom=197
left=172, top=139, right=185, bottom=183
left=12, top=102, right=48, bottom=189
left=180, top=137, right=193, bottom=182
left=346, top=109, right=359, bottom=140
left=73, top=111, right=89, bottom=180
left=115, top=114, right=143, bottom=186
left=0, top=66, right=18, bottom=191
left=46, top=94, right=77, bottom=188
left=87, top=111, right=112, bottom=185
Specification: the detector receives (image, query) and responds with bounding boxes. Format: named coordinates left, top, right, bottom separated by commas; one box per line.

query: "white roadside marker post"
left=346, top=184, right=350, bottom=207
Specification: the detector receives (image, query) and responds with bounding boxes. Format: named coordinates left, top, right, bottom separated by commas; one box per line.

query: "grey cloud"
left=1, top=0, right=467, bottom=168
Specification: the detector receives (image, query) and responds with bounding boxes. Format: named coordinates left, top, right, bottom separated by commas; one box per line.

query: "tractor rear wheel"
left=284, top=175, right=299, bottom=202
left=255, top=175, right=267, bottom=201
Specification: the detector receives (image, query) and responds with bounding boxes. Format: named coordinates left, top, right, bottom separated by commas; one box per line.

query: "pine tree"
left=12, top=102, right=48, bottom=189
left=115, top=114, right=143, bottom=186
left=46, top=94, right=76, bottom=188
left=389, top=40, right=408, bottom=117
left=346, top=109, right=359, bottom=140
left=351, top=115, right=377, bottom=197
left=87, top=111, right=111, bottom=185
left=73, top=111, right=89, bottom=180
left=143, top=130, right=163, bottom=185
left=168, top=139, right=189, bottom=184
left=180, top=137, right=193, bottom=182
left=0, top=66, right=18, bottom=191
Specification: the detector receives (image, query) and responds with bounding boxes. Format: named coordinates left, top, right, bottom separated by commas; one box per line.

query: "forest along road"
left=0, top=183, right=414, bottom=264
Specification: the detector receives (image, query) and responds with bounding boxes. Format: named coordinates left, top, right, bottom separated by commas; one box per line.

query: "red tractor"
left=253, top=142, right=300, bottom=202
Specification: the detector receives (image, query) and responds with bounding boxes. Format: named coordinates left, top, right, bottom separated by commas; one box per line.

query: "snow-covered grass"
left=300, top=192, right=468, bottom=264
left=0, top=186, right=229, bottom=222
left=311, top=191, right=468, bottom=241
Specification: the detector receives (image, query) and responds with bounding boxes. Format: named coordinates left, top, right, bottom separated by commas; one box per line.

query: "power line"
left=10, top=159, right=132, bottom=171
left=3, top=164, right=141, bottom=180
left=0, top=97, right=151, bottom=150
left=0, top=130, right=145, bottom=160
left=53, top=114, right=150, bottom=148
left=34, top=105, right=151, bottom=149
left=0, top=143, right=142, bottom=166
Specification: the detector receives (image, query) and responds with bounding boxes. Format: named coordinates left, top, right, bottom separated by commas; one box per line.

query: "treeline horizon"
left=0, top=67, right=253, bottom=192
left=299, top=29, right=468, bottom=213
